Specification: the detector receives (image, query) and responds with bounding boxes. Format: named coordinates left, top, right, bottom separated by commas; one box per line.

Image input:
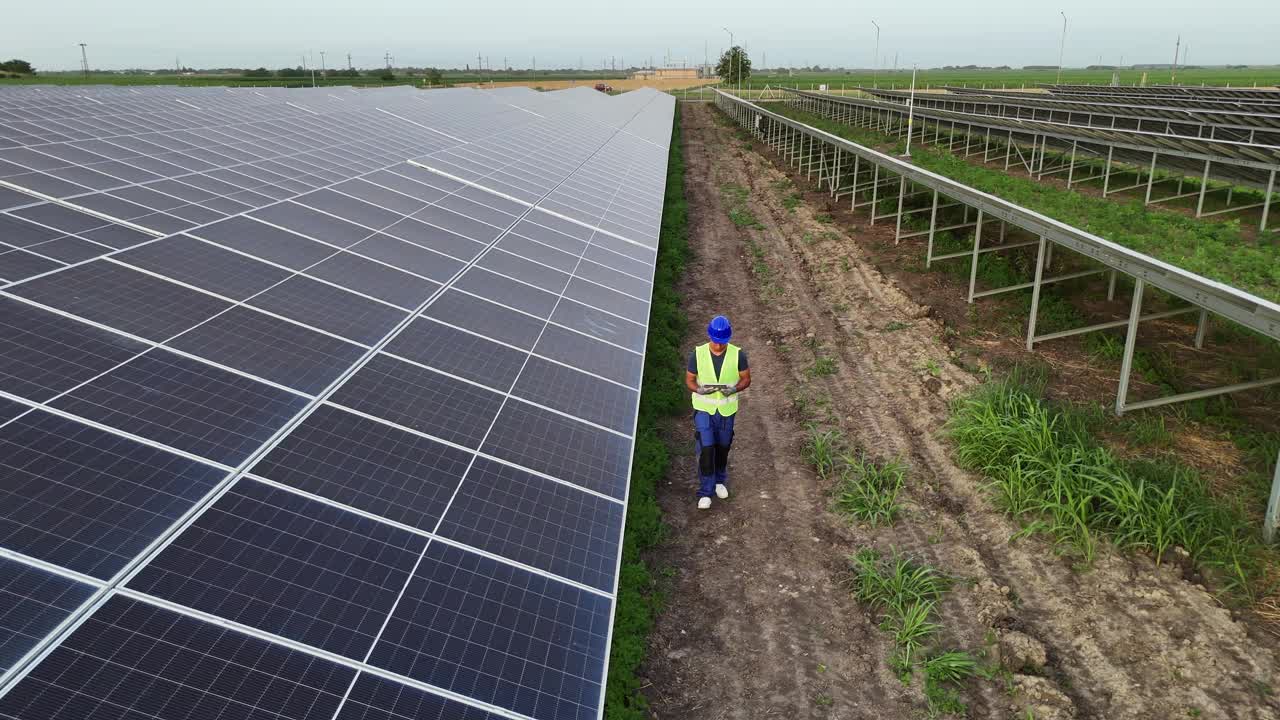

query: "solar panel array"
left=0, top=83, right=674, bottom=720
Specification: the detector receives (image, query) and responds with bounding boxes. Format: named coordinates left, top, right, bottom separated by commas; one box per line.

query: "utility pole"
left=871, top=21, right=880, bottom=87
left=1171, top=34, right=1181, bottom=84
left=894, top=52, right=898, bottom=71
left=1056, top=11, right=1067, bottom=85
left=723, top=27, right=734, bottom=92
left=79, top=43, right=89, bottom=80
left=347, top=52, right=353, bottom=71
left=319, top=51, right=326, bottom=77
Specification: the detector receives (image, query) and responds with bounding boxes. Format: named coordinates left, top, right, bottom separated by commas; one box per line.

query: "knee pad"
left=699, top=445, right=716, bottom=476
left=714, top=444, right=731, bottom=472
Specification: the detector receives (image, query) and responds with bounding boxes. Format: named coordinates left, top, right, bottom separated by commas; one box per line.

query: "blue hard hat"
left=707, top=315, right=732, bottom=343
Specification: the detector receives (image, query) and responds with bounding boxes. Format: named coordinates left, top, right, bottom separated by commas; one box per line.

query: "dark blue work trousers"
left=693, top=410, right=736, bottom=497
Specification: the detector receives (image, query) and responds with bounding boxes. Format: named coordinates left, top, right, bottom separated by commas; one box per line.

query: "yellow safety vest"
left=691, top=343, right=740, bottom=416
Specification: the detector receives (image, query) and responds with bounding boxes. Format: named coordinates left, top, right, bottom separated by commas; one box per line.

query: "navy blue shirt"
left=687, top=347, right=749, bottom=379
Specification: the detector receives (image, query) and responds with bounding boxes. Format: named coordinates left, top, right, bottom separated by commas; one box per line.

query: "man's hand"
left=695, top=385, right=716, bottom=395
left=721, top=384, right=738, bottom=396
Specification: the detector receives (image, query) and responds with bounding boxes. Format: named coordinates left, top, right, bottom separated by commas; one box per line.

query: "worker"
left=685, top=315, right=752, bottom=510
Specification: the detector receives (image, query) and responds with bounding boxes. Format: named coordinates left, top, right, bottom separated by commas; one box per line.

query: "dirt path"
left=641, top=103, right=1280, bottom=720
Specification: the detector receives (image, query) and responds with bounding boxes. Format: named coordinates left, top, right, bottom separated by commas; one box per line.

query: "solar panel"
left=0, top=83, right=674, bottom=720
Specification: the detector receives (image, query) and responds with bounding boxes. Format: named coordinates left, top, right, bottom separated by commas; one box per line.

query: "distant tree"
left=379, top=71, right=396, bottom=82
left=276, top=67, right=305, bottom=78
left=0, top=59, right=35, bottom=75
left=243, top=67, right=271, bottom=78
left=425, top=67, right=443, bottom=85
left=715, top=46, right=752, bottom=85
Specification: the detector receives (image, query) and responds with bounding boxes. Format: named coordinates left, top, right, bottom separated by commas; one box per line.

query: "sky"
left=6, top=0, right=1278, bottom=72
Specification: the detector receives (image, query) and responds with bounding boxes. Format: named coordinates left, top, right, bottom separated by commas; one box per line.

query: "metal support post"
left=1025, top=236, right=1048, bottom=351
left=1108, top=270, right=1118, bottom=301
left=1194, top=310, right=1209, bottom=349
left=1263, top=169, right=1275, bottom=232
left=1144, top=152, right=1158, bottom=204
left=967, top=211, right=985, bottom=302
left=925, top=190, right=940, bottom=265
left=850, top=155, right=860, bottom=209
left=1265, top=450, right=1280, bottom=544
left=1115, top=278, right=1145, bottom=416
left=870, top=165, right=880, bottom=225
left=1066, top=141, right=1078, bottom=188
left=1102, top=146, right=1115, bottom=195
left=893, top=176, right=907, bottom=245
left=1196, top=159, right=1211, bottom=217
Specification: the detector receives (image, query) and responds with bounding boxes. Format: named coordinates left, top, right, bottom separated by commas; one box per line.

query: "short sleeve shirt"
left=687, top=347, right=749, bottom=379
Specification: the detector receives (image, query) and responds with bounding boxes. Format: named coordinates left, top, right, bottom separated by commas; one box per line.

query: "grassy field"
left=736, top=67, right=1280, bottom=90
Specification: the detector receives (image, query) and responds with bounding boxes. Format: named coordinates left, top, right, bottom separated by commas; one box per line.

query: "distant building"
left=629, top=66, right=713, bottom=80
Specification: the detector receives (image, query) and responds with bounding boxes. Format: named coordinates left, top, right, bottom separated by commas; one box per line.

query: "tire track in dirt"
left=642, top=104, right=1280, bottom=720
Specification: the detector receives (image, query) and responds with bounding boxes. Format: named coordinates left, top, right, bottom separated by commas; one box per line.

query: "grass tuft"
left=834, top=453, right=906, bottom=526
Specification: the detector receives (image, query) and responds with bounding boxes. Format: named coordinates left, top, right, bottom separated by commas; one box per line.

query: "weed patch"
left=946, top=369, right=1277, bottom=600
left=605, top=106, right=689, bottom=720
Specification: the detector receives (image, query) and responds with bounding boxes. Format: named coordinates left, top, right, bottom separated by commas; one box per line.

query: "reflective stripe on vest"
left=691, top=342, right=740, bottom=416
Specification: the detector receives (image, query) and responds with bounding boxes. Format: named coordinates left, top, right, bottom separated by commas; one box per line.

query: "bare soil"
left=640, top=103, right=1280, bottom=720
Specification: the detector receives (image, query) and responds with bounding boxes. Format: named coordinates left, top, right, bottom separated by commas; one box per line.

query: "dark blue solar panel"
left=0, top=557, right=94, bottom=676
left=347, top=234, right=465, bottom=283
left=247, top=275, right=407, bottom=346
left=251, top=404, right=471, bottom=532
left=550, top=298, right=647, bottom=353
left=330, top=354, right=503, bottom=449
left=383, top=317, right=526, bottom=391
left=49, top=348, right=308, bottom=466
left=252, top=202, right=373, bottom=248
left=422, top=290, right=543, bottom=350
left=114, top=235, right=291, bottom=301
left=0, top=298, right=147, bottom=403
left=8, top=260, right=232, bottom=343
left=369, top=542, right=612, bottom=720
left=481, top=399, right=631, bottom=500
left=437, top=457, right=623, bottom=591
left=0, top=596, right=356, bottom=720
left=305, top=253, right=439, bottom=310
left=165, top=306, right=366, bottom=396
left=191, top=216, right=336, bottom=270
left=336, top=673, right=503, bottom=720
left=0, top=410, right=224, bottom=579
left=0, top=397, right=26, bottom=426
left=128, top=479, right=426, bottom=660
left=533, top=323, right=643, bottom=388
left=0, top=247, right=62, bottom=284
left=512, top=356, right=638, bottom=434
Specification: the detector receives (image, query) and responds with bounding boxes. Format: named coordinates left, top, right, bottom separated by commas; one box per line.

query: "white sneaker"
left=697, top=497, right=712, bottom=510
left=715, top=484, right=730, bottom=499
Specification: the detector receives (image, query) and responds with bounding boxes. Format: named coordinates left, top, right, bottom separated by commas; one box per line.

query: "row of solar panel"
left=1, top=85, right=674, bottom=720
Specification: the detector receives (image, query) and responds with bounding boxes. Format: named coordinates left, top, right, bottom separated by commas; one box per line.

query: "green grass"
left=731, top=67, right=1280, bottom=91
left=771, top=104, right=1280, bottom=306
left=946, top=368, right=1277, bottom=600
left=804, top=426, right=844, bottom=479
left=806, top=355, right=837, bottom=377
left=834, top=453, right=907, bottom=526
left=604, top=106, right=689, bottom=720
